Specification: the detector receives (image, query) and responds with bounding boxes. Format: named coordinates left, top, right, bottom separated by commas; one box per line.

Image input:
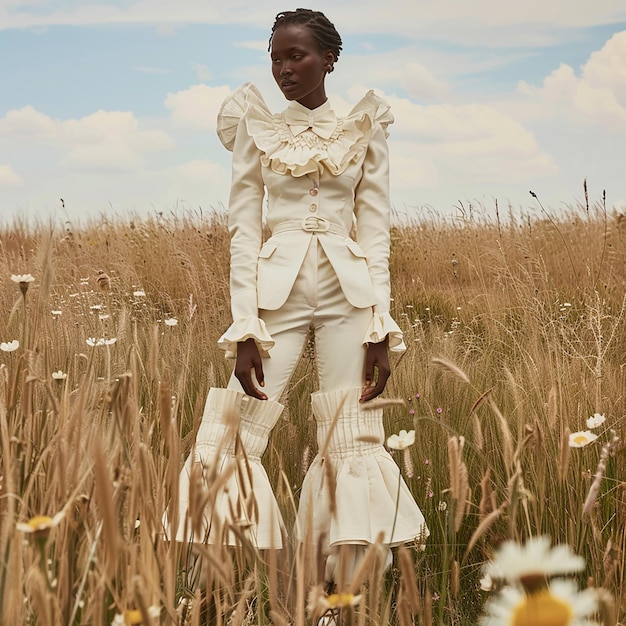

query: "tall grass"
left=0, top=200, right=624, bottom=624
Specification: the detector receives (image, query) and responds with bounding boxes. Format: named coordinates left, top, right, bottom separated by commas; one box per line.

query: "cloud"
left=339, top=55, right=451, bottom=101
left=0, top=105, right=57, bottom=139
left=0, top=164, right=23, bottom=188
left=352, top=90, right=559, bottom=189
left=0, top=106, right=174, bottom=172
left=583, top=30, right=626, bottom=105
left=517, top=30, right=626, bottom=130
left=2, top=0, right=626, bottom=46
left=62, top=110, right=173, bottom=170
left=164, top=84, right=232, bottom=130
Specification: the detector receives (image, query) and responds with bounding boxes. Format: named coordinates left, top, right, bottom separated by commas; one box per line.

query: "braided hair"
left=268, top=8, right=343, bottom=70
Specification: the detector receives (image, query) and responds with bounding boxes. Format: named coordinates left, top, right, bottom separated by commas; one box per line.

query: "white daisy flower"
left=51, top=310, right=62, bottom=316
left=481, top=579, right=599, bottom=626
left=16, top=512, right=65, bottom=539
left=569, top=431, right=598, bottom=448
left=164, top=318, right=178, bottom=326
left=484, top=536, right=585, bottom=583
left=11, top=273, right=35, bottom=295
left=86, top=337, right=117, bottom=347
left=386, top=429, right=415, bottom=450
left=11, top=273, right=35, bottom=283
left=0, top=340, right=19, bottom=352
left=479, top=572, right=494, bottom=591
left=133, top=290, right=146, bottom=297
left=51, top=371, right=67, bottom=380
left=585, top=413, right=606, bottom=430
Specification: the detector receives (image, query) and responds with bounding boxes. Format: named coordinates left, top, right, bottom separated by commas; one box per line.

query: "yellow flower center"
left=326, top=593, right=357, bottom=609
left=571, top=434, right=589, bottom=445
left=27, top=515, right=53, bottom=530
left=512, top=589, right=573, bottom=626
left=124, top=610, right=143, bottom=625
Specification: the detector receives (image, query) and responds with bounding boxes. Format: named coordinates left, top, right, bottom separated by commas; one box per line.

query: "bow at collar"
left=284, top=101, right=337, bottom=139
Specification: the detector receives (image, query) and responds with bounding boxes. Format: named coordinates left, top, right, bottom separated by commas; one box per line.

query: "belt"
left=271, top=216, right=349, bottom=237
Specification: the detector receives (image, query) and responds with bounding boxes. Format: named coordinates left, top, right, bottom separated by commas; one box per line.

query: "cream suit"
left=216, top=83, right=406, bottom=359
left=172, top=83, right=428, bottom=561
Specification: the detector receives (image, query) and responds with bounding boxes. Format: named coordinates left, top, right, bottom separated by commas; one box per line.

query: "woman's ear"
left=323, top=50, right=336, bottom=73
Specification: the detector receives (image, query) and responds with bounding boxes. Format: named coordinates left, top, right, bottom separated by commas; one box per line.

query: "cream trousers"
left=227, top=236, right=373, bottom=400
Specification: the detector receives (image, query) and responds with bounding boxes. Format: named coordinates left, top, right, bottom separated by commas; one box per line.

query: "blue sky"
left=1, top=1, right=626, bottom=224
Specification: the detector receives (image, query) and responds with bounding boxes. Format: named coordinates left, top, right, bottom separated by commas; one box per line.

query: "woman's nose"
left=280, top=62, right=292, bottom=76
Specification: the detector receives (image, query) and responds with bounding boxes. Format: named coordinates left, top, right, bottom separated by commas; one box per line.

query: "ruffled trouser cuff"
left=170, top=388, right=284, bottom=549
left=297, top=387, right=428, bottom=548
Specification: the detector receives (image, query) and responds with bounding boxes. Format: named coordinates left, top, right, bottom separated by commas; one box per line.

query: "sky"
left=1, top=0, right=626, bottom=225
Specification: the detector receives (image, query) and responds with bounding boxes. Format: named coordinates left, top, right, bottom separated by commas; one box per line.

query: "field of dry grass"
left=0, top=199, right=624, bottom=625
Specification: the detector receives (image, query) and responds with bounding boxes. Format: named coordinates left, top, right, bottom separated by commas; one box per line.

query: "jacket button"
left=309, top=187, right=319, bottom=196
left=309, top=204, right=318, bottom=212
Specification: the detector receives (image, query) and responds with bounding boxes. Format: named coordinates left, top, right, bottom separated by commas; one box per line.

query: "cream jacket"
left=216, top=83, right=405, bottom=357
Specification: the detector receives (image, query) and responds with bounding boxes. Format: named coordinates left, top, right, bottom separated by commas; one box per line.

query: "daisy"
left=484, top=536, right=585, bottom=584
left=324, top=593, right=360, bottom=610
left=0, top=340, right=19, bottom=352
left=164, top=318, right=178, bottom=326
left=16, top=512, right=64, bottom=540
left=569, top=431, right=598, bottom=448
left=481, top=579, right=598, bottom=626
left=86, top=337, right=117, bottom=347
left=307, top=585, right=361, bottom=623
left=11, top=273, right=35, bottom=296
left=51, top=371, right=67, bottom=380
left=387, top=429, right=415, bottom=450
left=480, top=572, right=494, bottom=591
left=111, top=606, right=160, bottom=625
left=133, top=290, right=146, bottom=297
left=11, top=273, right=35, bottom=284
left=585, top=414, right=606, bottom=430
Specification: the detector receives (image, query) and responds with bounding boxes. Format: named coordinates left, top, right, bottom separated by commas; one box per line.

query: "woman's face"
left=270, top=24, right=334, bottom=109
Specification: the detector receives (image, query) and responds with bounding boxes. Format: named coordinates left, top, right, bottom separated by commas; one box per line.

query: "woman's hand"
left=361, top=336, right=390, bottom=402
left=234, top=338, right=268, bottom=400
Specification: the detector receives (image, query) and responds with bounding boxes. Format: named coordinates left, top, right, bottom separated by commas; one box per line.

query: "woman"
left=174, top=8, right=428, bottom=590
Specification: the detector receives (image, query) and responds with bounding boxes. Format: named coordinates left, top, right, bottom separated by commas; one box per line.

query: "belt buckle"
left=302, top=216, right=330, bottom=232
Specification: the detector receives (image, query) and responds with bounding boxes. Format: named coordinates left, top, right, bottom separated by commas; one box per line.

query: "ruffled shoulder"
left=216, top=83, right=272, bottom=151
left=320, top=90, right=394, bottom=176
left=345, top=90, right=394, bottom=138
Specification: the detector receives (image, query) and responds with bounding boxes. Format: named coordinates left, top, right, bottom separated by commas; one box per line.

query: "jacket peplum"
left=216, top=83, right=406, bottom=358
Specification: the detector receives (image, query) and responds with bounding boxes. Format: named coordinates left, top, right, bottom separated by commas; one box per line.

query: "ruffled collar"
left=216, top=83, right=393, bottom=177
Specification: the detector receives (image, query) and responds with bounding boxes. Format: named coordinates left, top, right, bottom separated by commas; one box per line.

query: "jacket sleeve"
left=354, top=122, right=406, bottom=352
left=216, top=116, right=274, bottom=358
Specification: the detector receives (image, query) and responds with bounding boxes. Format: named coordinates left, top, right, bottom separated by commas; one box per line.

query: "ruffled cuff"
left=363, top=312, right=406, bottom=353
left=217, top=316, right=275, bottom=359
